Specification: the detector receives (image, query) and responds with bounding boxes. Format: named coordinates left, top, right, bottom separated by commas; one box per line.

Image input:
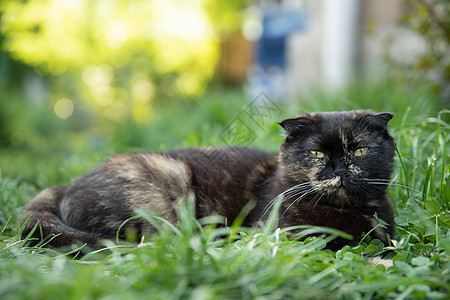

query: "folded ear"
left=278, top=114, right=312, bottom=136
left=364, top=112, right=394, bottom=129
left=374, top=112, right=394, bottom=123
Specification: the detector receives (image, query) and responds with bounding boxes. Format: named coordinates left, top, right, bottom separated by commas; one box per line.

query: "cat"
left=20, top=110, right=396, bottom=250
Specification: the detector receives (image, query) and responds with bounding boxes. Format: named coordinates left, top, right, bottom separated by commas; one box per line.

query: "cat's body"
left=20, top=110, right=396, bottom=250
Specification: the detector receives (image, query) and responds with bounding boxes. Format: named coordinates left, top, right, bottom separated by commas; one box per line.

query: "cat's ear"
left=365, top=112, right=394, bottom=129
left=278, top=115, right=312, bottom=136
left=374, top=112, right=394, bottom=124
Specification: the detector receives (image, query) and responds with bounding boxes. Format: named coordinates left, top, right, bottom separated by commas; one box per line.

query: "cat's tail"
left=20, top=187, right=100, bottom=248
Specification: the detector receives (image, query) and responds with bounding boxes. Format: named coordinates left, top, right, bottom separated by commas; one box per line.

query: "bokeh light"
left=54, top=98, right=74, bottom=120
left=0, top=0, right=238, bottom=124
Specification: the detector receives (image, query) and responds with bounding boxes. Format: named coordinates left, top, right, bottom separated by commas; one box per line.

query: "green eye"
left=354, top=147, right=369, bottom=157
left=309, top=150, right=325, bottom=158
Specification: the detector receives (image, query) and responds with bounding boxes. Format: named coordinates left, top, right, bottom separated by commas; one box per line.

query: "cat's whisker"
left=280, top=182, right=310, bottom=195
left=284, top=186, right=317, bottom=206
left=260, top=197, right=283, bottom=221
left=283, top=186, right=313, bottom=198
left=311, top=193, right=326, bottom=210
left=280, top=187, right=317, bottom=219
left=259, top=182, right=312, bottom=221
left=363, top=179, right=423, bottom=195
left=292, top=188, right=317, bottom=205
left=283, top=189, right=311, bottom=198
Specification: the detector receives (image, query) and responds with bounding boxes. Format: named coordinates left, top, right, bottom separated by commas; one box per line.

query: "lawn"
left=0, top=78, right=449, bottom=299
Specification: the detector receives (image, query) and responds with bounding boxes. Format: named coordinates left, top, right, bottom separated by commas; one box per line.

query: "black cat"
left=20, top=110, right=395, bottom=250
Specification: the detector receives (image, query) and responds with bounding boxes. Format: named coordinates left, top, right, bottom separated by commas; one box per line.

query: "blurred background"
left=0, top=0, right=448, bottom=184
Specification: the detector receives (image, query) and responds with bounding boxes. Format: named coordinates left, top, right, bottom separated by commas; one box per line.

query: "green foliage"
left=0, top=177, right=36, bottom=237
left=388, top=109, right=449, bottom=261
left=0, top=79, right=449, bottom=299
left=0, top=0, right=235, bottom=123
left=399, top=0, right=450, bottom=102
left=204, top=0, right=247, bottom=33
left=1, top=195, right=448, bottom=299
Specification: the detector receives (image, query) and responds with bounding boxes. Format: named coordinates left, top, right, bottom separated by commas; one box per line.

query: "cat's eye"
left=354, top=147, right=369, bottom=157
left=309, top=150, right=325, bottom=158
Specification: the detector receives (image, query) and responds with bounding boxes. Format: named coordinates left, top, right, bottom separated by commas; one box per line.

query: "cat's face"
left=278, top=110, right=395, bottom=207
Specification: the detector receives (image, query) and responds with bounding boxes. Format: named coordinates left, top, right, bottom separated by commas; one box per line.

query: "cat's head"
left=278, top=110, right=395, bottom=207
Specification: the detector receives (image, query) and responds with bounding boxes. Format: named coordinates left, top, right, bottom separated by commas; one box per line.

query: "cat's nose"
left=333, top=169, right=349, bottom=177
left=333, top=170, right=349, bottom=187
left=332, top=159, right=348, bottom=177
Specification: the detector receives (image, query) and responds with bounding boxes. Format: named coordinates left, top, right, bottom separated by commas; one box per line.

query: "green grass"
left=0, top=78, right=449, bottom=299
